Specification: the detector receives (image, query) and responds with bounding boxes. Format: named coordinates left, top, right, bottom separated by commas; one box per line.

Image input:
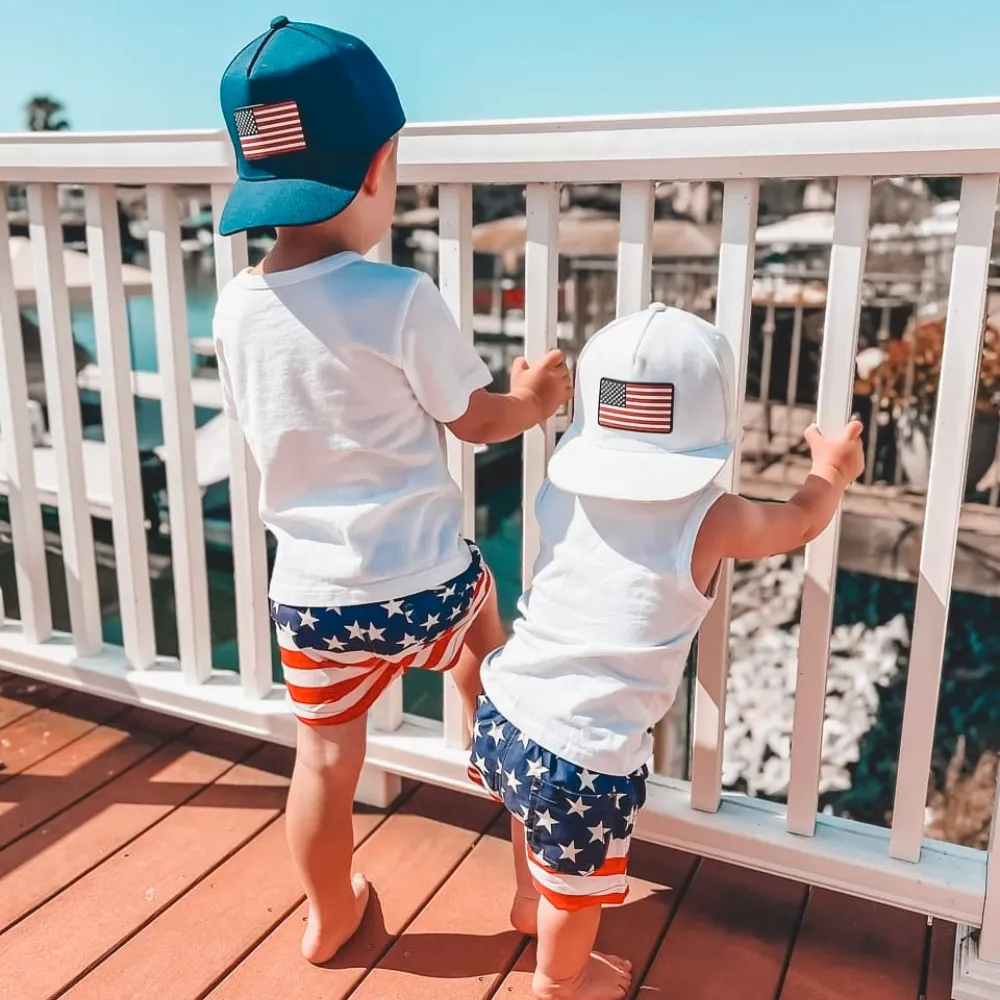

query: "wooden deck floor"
left=0, top=672, right=958, bottom=1000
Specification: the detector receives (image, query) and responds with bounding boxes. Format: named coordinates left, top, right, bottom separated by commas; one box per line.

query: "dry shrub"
left=925, top=736, right=998, bottom=850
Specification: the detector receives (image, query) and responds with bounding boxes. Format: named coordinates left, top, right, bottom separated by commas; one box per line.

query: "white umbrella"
left=754, top=212, right=835, bottom=247
left=8, top=236, right=152, bottom=306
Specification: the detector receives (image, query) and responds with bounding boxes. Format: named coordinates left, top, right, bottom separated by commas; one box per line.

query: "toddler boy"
left=214, top=17, right=571, bottom=963
left=471, top=304, right=864, bottom=999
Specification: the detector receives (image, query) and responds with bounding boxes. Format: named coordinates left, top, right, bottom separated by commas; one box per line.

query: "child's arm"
left=448, top=350, right=572, bottom=445
left=693, top=421, right=864, bottom=582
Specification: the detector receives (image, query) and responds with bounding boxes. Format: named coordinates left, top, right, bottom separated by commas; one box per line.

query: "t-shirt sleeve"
left=399, top=274, right=493, bottom=424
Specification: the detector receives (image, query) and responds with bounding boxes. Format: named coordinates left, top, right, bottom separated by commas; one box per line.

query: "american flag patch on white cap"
left=597, top=378, right=674, bottom=434
left=234, top=101, right=307, bottom=160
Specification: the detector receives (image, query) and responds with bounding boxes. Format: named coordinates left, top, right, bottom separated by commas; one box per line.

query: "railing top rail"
left=1, top=98, right=1000, bottom=185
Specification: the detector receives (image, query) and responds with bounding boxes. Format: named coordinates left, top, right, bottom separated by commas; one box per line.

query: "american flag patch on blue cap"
left=234, top=101, right=306, bottom=160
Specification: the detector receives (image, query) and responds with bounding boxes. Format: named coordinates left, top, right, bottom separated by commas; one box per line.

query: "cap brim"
left=548, top=424, right=732, bottom=502
left=218, top=175, right=360, bottom=236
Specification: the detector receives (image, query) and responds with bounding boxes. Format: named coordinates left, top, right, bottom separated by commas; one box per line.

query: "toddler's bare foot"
left=532, top=952, right=632, bottom=999
left=301, top=873, right=370, bottom=964
left=510, top=888, right=540, bottom=935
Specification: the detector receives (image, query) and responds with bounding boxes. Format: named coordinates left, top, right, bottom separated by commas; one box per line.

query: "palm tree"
left=25, top=96, right=69, bottom=132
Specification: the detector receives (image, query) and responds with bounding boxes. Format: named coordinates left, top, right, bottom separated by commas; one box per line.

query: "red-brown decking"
left=0, top=672, right=956, bottom=1000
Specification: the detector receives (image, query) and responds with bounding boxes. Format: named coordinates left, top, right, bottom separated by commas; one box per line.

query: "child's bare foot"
left=532, top=952, right=632, bottom=999
left=301, top=873, right=370, bottom=964
left=510, top=887, right=540, bottom=935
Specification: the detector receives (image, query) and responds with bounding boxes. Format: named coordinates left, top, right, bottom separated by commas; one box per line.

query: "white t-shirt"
left=482, top=480, right=724, bottom=775
left=212, top=252, right=492, bottom=606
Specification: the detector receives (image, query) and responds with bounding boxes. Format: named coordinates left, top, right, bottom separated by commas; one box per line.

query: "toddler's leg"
left=451, top=581, right=505, bottom=722
left=510, top=817, right=540, bottom=935
left=286, top=713, right=370, bottom=964
left=533, top=899, right=631, bottom=1000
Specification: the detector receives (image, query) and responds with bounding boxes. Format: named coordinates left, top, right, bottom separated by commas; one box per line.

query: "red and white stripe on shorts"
left=278, top=567, right=493, bottom=726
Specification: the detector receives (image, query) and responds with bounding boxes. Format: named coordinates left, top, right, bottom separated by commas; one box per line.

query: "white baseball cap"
left=548, top=303, right=737, bottom=502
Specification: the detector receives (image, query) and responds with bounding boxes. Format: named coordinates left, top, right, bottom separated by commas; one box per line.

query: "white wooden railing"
left=2, top=99, right=1000, bottom=998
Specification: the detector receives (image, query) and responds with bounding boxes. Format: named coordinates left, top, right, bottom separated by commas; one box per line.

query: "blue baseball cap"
left=218, top=16, right=405, bottom=236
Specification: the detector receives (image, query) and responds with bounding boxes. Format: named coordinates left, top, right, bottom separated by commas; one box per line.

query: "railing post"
left=890, top=174, right=999, bottom=863
left=147, top=184, right=212, bottom=684
left=616, top=178, right=690, bottom=778
left=690, top=178, right=758, bottom=812
left=85, top=184, right=156, bottom=669
left=361, top=231, right=406, bottom=739
left=0, top=186, right=52, bottom=643
left=210, top=185, right=272, bottom=699
left=438, top=182, right=476, bottom=750
left=616, top=181, right=654, bottom=315
left=27, top=182, right=102, bottom=655
left=353, top=229, right=404, bottom=808
left=786, top=176, right=872, bottom=837
left=522, top=182, right=560, bottom=587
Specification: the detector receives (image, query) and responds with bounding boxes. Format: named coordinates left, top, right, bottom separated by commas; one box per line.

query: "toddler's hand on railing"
left=803, top=420, right=865, bottom=489
left=510, top=350, right=573, bottom=425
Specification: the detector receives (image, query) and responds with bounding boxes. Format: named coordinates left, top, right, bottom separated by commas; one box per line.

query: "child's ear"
left=363, top=138, right=397, bottom=196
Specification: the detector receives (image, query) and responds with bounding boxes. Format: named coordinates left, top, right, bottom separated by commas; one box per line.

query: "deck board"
left=640, top=859, right=806, bottom=999
left=0, top=690, right=126, bottom=779
left=0, top=737, right=279, bottom=1000
left=349, top=815, right=527, bottom=1000
left=206, top=784, right=501, bottom=1000
left=64, top=801, right=388, bottom=1000
left=0, top=727, right=257, bottom=933
left=0, top=707, right=189, bottom=849
left=0, top=671, right=62, bottom=728
left=0, top=680, right=962, bottom=1000
left=925, top=920, right=958, bottom=1000
left=780, top=889, right=928, bottom=1000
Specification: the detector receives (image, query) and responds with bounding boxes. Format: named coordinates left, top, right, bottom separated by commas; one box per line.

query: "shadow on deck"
left=0, top=671, right=956, bottom=1000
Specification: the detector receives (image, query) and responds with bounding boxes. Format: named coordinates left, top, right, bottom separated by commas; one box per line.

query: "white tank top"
left=482, top=479, right=724, bottom=775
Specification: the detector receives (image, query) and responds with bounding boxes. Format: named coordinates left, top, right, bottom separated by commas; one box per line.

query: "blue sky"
left=2, top=0, right=998, bottom=132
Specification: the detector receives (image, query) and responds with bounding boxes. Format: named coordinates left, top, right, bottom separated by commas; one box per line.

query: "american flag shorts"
left=271, top=542, right=492, bottom=726
left=469, top=694, right=647, bottom=910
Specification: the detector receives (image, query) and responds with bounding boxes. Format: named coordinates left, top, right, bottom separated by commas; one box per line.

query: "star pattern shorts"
left=271, top=542, right=492, bottom=726
left=469, top=694, right=647, bottom=910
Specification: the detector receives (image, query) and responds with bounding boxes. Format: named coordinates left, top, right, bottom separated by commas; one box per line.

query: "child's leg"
left=533, top=899, right=631, bottom=1000
left=285, top=713, right=370, bottom=964
left=510, top=817, right=540, bottom=935
left=450, top=580, right=504, bottom=722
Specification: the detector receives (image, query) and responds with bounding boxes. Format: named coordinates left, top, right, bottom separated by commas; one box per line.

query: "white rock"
left=719, top=555, right=908, bottom=800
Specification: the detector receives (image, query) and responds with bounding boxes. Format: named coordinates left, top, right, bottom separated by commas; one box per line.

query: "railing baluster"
left=439, top=182, right=476, bottom=749
left=84, top=184, right=155, bottom=669
left=758, top=303, right=776, bottom=468
left=690, top=179, right=759, bottom=811
left=620, top=180, right=679, bottom=775
left=522, top=182, right=560, bottom=586
left=890, top=174, right=999, bottom=862
left=784, top=300, right=805, bottom=471
left=786, top=177, right=872, bottom=836
left=366, top=231, right=392, bottom=266
left=0, top=186, right=51, bottom=643
left=363, top=230, right=404, bottom=733
left=210, top=185, right=271, bottom=699
left=26, top=183, right=102, bottom=655
left=147, top=184, right=212, bottom=684
left=616, top=181, right=654, bottom=315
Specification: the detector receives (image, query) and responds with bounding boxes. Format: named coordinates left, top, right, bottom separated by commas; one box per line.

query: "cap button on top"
left=270, top=15, right=290, bottom=29
left=649, top=302, right=668, bottom=312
